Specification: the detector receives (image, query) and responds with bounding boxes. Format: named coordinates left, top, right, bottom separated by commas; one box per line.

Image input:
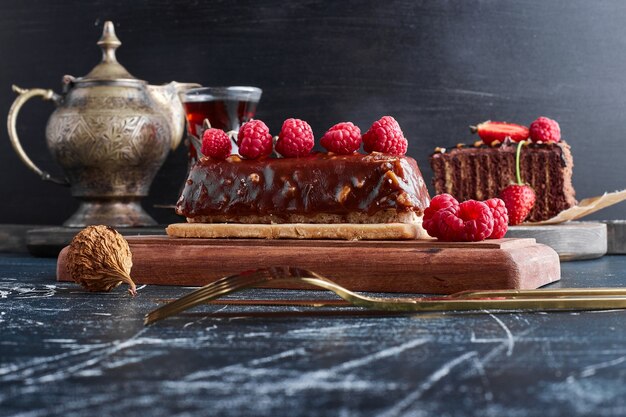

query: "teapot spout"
left=148, top=82, right=200, bottom=150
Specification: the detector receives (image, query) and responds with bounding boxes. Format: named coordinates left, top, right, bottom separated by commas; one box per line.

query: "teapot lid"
left=79, top=21, right=143, bottom=84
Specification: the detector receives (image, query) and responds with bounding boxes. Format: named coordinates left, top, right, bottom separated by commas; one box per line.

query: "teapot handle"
left=7, top=85, right=69, bottom=185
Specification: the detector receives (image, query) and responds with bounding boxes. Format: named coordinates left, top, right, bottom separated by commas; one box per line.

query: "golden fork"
left=144, top=266, right=626, bottom=325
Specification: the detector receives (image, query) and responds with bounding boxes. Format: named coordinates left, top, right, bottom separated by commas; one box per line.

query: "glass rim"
left=182, top=86, right=262, bottom=102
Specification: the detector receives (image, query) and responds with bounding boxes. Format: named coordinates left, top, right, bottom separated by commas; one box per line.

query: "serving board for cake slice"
left=604, top=220, right=626, bottom=254
left=506, top=221, right=607, bottom=261
left=56, top=236, right=560, bottom=294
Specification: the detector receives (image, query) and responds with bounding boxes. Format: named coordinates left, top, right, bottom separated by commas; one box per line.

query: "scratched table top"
left=2, top=254, right=626, bottom=417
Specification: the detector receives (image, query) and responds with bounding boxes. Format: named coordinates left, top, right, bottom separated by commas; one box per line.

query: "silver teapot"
left=7, top=21, right=198, bottom=227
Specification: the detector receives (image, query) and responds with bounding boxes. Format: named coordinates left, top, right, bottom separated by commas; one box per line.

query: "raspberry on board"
left=362, top=116, right=408, bottom=155
left=484, top=198, right=509, bottom=239
left=275, top=118, right=314, bottom=158
left=201, top=128, right=232, bottom=160
left=529, top=116, right=561, bottom=143
left=423, top=194, right=459, bottom=238
left=435, top=206, right=463, bottom=241
left=238, top=119, right=273, bottom=159
left=320, top=122, right=362, bottom=154
left=442, top=200, right=494, bottom=242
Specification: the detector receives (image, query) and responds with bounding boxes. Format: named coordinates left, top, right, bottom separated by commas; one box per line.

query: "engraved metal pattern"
left=46, top=112, right=171, bottom=197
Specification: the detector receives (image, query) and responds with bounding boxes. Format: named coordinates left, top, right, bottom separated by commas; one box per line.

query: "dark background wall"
left=1, top=0, right=625, bottom=225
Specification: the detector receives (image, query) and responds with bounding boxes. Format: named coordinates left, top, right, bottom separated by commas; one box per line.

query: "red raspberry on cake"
left=237, top=119, right=273, bottom=160
left=201, top=128, right=232, bottom=160
left=423, top=194, right=459, bottom=239
left=529, top=116, right=561, bottom=143
left=362, top=116, right=408, bottom=155
left=275, top=118, right=314, bottom=157
left=484, top=198, right=509, bottom=239
left=320, top=122, right=362, bottom=154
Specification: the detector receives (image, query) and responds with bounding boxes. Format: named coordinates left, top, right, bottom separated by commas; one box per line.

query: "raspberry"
left=201, top=128, right=232, bottom=160
left=423, top=194, right=459, bottom=239
left=320, top=122, right=362, bottom=154
left=275, top=118, right=314, bottom=157
left=237, top=120, right=273, bottom=159
left=500, top=184, right=536, bottom=225
left=470, top=121, right=529, bottom=144
left=440, top=200, right=494, bottom=242
left=484, top=198, right=509, bottom=239
left=362, top=116, right=408, bottom=155
left=529, top=116, right=561, bottom=143
left=432, top=206, right=462, bottom=241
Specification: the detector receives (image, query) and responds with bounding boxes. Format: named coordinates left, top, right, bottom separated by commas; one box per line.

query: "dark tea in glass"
left=182, top=86, right=262, bottom=163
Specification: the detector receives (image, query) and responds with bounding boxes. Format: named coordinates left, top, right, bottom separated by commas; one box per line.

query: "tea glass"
left=181, top=86, right=262, bottom=162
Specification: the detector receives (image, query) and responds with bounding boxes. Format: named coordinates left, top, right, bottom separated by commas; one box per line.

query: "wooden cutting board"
left=56, top=236, right=560, bottom=294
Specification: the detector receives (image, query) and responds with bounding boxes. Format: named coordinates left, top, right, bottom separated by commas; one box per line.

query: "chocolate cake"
left=429, top=139, right=576, bottom=222
left=176, top=152, right=431, bottom=225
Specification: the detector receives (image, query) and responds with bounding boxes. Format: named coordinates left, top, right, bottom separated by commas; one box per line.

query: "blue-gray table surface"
left=2, top=254, right=626, bottom=417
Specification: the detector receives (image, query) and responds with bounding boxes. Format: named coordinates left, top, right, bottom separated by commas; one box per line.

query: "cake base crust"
left=166, top=222, right=427, bottom=240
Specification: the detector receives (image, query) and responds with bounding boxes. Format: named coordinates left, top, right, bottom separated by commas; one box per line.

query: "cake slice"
left=171, top=152, right=431, bottom=239
left=429, top=138, right=576, bottom=222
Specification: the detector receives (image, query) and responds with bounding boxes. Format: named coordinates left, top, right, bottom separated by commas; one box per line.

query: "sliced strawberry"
left=470, top=121, right=529, bottom=144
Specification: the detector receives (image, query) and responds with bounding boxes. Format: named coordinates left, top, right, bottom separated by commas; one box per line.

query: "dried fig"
left=66, top=225, right=137, bottom=296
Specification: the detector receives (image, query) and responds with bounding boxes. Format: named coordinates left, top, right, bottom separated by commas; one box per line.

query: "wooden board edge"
left=505, top=243, right=561, bottom=289
left=56, top=239, right=560, bottom=293
left=132, top=233, right=536, bottom=250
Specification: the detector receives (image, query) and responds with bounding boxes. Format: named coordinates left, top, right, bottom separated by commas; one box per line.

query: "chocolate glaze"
left=177, top=152, right=431, bottom=220
left=429, top=139, right=576, bottom=222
